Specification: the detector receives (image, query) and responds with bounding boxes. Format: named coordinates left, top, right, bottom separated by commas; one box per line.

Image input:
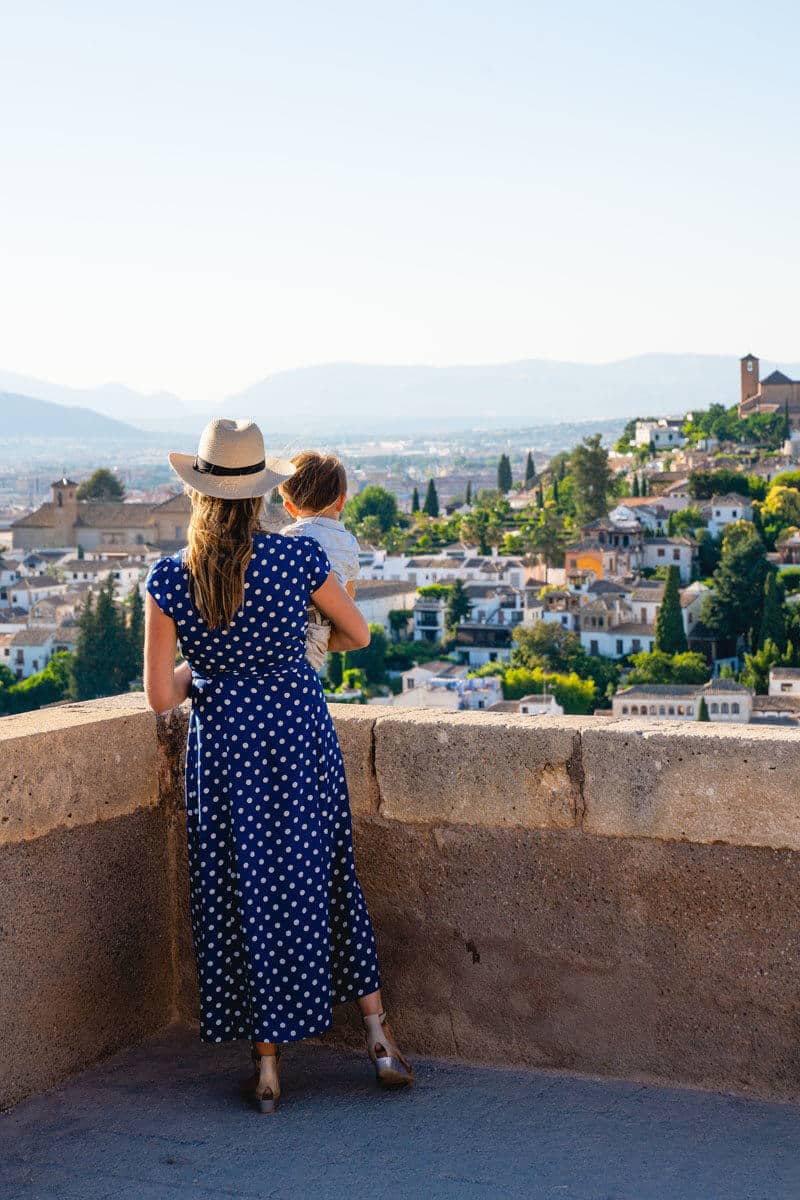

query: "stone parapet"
left=3, top=696, right=800, bottom=1109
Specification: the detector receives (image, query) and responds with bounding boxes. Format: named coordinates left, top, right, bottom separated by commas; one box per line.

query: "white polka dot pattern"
left=145, top=533, right=381, bottom=1043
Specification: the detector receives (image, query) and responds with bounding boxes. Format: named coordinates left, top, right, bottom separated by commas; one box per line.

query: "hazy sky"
left=2, top=1, right=799, bottom=401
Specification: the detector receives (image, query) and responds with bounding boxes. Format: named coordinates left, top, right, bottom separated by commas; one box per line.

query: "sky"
left=1, top=0, right=799, bottom=403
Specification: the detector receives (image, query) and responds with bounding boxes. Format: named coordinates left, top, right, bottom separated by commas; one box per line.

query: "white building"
left=768, top=668, right=800, bottom=697
left=1, top=627, right=55, bottom=679
left=641, top=537, right=694, bottom=583
left=355, top=580, right=417, bottom=636
left=634, top=418, right=686, bottom=450
left=705, top=494, right=753, bottom=539
left=613, top=680, right=752, bottom=722
left=7, top=576, right=69, bottom=613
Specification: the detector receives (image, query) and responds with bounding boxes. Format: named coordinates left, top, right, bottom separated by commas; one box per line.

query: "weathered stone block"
left=330, top=707, right=379, bottom=814
left=0, top=694, right=158, bottom=845
left=373, top=710, right=586, bottom=829
left=581, top=721, right=800, bottom=850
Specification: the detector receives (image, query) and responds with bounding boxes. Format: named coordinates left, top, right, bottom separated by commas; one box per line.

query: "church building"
left=738, top=353, right=800, bottom=419
left=11, top=479, right=193, bottom=551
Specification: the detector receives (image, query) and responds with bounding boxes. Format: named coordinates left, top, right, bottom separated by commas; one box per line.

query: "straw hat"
left=168, top=418, right=296, bottom=499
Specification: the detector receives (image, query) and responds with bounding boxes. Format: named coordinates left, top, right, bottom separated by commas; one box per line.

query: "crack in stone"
left=567, top=731, right=587, bottom=831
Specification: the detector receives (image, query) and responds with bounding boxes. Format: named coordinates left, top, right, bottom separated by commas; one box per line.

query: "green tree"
left=327, top=651, right=344, bottom=688
left=388, top=609, right=411, bottom=642
left=71, top=579, right=131, bottom=700
left=667, top=506, right=706, bottom=538
left=626, top=650, right=710, bottom=686
left=341, top=667, right=368, bottom=692
left=688, top=469, right=751, bottom=501
left=570, top=434, right=613, bottom=524
left=344, top=623, right=387, bottom=684
left=654, top=566, right=688, bottom=654
left=411, top=486, right=420, bottom=513
left=524, top=451, right=536, bottom=489
left=445, top=579, right=472, bottom=632
left=739, top=639, right=787, bottom=694
left=124, top=585, right=145, bottom=686
left=758, top=569, right=787, bottom=652
left=701, top=522, right=769, bottom=646
left=512, top=621, right=582, bottom=673
left=632, top=474, right=640, bottom=497
left=696, top=696, right=710, bottom=721
left=76, top=468, right=125, bottom=501
left=465, top=480, right=472, bottom=506
left=641, top=474, right=648, bottom=497
left=344, top=485, right=399, bottom=534
left=784, top=399, right=791, bottom=443
left=498, top=454, right=513, bottom=493
left=422, top=479, right=439, bottom=518
left=0, top=650, right=75, bottom=715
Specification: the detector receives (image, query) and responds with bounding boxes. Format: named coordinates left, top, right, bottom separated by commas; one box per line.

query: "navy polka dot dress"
left=146, top=531, right=381, bottom=1044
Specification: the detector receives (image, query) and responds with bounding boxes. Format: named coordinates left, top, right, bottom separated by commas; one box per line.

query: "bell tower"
left=740, top=353, right=759, bottom=407
left=50, top=476, right=78, bottom=547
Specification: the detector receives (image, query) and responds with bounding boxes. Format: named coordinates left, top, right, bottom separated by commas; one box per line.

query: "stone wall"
left=3, top=696, right=800, bottom=1109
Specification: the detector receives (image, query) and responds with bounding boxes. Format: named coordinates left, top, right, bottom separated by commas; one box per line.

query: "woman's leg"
left=357, top=990, right=414, bottom=1086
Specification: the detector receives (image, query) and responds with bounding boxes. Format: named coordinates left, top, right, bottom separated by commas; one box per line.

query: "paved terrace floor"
left=2, top=1026, right=799, bottom=1200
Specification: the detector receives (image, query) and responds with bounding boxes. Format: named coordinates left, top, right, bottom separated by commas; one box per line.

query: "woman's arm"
left=144, top=593, right=192, bottom=713
left=312, top=573, right=370, bottom=652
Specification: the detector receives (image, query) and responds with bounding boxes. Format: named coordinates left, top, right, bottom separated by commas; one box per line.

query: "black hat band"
left=193, top=457, right=266, bottom=477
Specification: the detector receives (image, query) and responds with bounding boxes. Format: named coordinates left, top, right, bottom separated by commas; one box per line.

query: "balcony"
left=2, top=698, right=800, bottom=1196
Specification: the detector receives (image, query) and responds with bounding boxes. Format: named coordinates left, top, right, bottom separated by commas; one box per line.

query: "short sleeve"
left=145, top=557, right=176, bottom=618
left=306, top=538, right=332, bottom=594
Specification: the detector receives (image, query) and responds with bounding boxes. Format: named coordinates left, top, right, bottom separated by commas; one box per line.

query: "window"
left=710, top=702, right=719, bottom=713
left=721, top=702, right=729, bottom=714
left=649, top=705, right=657, bottom=714
left=673, top=549, right=680, bottom=561
left=590, top=640, right=599, bottom=656
left=781, top=682, right=792, bottom=692
left=732, top=511, right=738, bottom=519
left=659, top=705, right=666, bottom=715
left=668, top=706, right=675, bottom=715
left=687, top=706, right=694, bottom=716
left=616, top=639, right=623, bottom=655
left=731, top=702, right=739, bottom=714
left=677, top=705, right=685, bottom=715
left=632, top=639, right=641, bottom=653
left=641, top=608, right=646, bottom=622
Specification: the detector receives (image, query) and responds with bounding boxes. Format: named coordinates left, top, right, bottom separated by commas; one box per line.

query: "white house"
left=518, top=693, right=564, bottom=716
left=705, top=494, right=753, bottom=539
left=634, top=419, right=686, bottom=450
left=1, top=627, right=55, bottom=679
left=613, top=680, right=752, bottom=722
left=640, top=537, right=694, bottom=583
left=768, top=668, right=800, bottom=697
left=412, top=595, right=447, bottom=643
left=355, top=580, right=417, bottom=636
left=7, top=576, right=69, bottom=613
left=59, top=557, right=145, bottom=592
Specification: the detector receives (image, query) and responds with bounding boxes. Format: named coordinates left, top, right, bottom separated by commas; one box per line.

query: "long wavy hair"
left=183, top=489, right=265, bottom=628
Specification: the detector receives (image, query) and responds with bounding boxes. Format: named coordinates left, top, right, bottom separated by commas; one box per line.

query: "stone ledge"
left=4, top=698, right=800, bottom=851
left=0, top=693, right=158, bottom=845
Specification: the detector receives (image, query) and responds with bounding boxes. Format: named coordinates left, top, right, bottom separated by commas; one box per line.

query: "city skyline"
left=2, top=2, right=799, bottom=402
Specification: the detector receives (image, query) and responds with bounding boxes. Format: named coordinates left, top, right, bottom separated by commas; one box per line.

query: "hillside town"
left=3, top=352, right=800, bottom=725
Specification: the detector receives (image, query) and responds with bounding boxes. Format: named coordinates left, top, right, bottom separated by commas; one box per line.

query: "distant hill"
left=226, top=354, right=800, bottom=438
left=0, top=391, right=156, bottom=439
left=0, top=369, right=187, bottom=431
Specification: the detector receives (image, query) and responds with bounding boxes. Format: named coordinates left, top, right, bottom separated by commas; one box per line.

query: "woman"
left=144, top=418, right=413, bottom=1113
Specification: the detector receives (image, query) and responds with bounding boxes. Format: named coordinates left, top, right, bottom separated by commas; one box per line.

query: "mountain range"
left=2, top=354, right=798, bottom=441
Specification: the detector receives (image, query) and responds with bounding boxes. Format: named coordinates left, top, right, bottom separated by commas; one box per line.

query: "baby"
left=278, top=451, right=360, bottom=672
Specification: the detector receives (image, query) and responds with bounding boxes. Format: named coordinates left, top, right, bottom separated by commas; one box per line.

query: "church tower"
left=740, top=353, right=760, bottom=407
left=50, top=477, right=78, bottom=547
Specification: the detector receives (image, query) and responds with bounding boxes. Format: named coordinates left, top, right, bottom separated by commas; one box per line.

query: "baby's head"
left=279, top=451, right=347, bottom=518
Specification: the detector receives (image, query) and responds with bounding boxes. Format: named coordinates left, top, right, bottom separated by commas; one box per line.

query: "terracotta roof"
left=354, top=580, right=417, bottom=600
left=753, top=695, right=800, bottom=711
left=75, top=502, right=155, bottom=529
left=9, top=627, right=54, bottom=646
left=609, top=622, right=655, bottom=635
left=768, top=668, right=800, bottom=679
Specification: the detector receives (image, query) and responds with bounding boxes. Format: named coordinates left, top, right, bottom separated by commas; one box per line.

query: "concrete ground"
left=2, top=1026, right=799, bottom=1200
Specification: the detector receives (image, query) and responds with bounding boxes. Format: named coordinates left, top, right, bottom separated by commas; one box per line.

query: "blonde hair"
left=184, top=489, right=265, bottom=628
left=278, top=451, right=347, bottom=513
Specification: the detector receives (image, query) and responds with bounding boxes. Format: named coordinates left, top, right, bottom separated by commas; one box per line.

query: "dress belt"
left=188, top=662, right=309, bottom=825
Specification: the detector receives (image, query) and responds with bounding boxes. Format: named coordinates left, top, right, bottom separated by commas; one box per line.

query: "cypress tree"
left=641, top=475, right=648, bottom=497
left=423, top=478, right=439, bottom=518
left=696, top=696, right=710, bottom=721
left=537, top=485, right=544, bottom=509
left=498, top=454, right=513, bottom=493
left=328, top=651, right=344, bottom=689
left=552, top=477, right=559, bottom=505
left=524, top=451, right=536, bottom=490
left=654, top=565, right=688, bottom=654
left=465, top=480, right=472, bottom=506
left=411, top=486, right=420, bottom=513
left=784, top=399, right=791, bottom=442
left=632, top=474, right=640, bottom=497
left=758, top=569, right=787, bottom=652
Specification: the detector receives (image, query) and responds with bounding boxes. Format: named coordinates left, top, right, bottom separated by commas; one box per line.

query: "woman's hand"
left=312, top=573, right=370, bottom=652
